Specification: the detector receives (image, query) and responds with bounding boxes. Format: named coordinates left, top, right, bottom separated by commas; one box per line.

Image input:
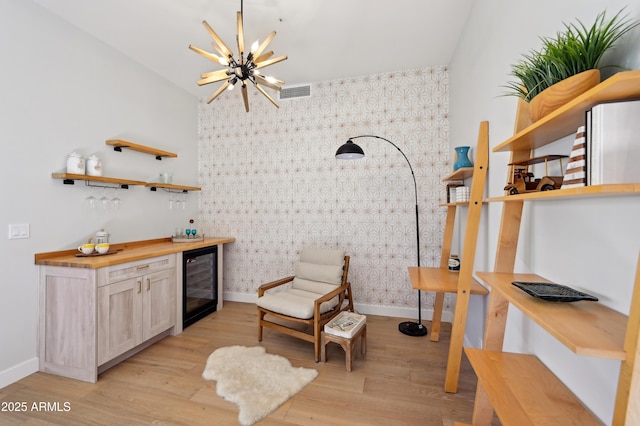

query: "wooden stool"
left=320, top=324, right=367, bottom=371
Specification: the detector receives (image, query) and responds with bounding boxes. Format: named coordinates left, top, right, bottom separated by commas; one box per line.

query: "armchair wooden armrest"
left=258, top=275, right=295, bottom=296
left=314, top=282, right=350, bottom=305
left=313, top=282, right=353, bottom=318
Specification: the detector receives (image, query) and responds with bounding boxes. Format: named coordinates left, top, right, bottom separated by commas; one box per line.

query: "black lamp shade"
left=335, top=140, right=365, bottom=160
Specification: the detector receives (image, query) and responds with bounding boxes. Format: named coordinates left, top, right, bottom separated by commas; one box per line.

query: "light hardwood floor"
left=0, top=302, right=490, bottom=425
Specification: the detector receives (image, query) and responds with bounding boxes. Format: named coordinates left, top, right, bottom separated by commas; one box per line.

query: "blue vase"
left=453, top=146, right=473, bottom=170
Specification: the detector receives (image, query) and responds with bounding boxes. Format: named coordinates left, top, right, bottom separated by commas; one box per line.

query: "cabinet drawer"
left=98, top=255, right=176, bottom=287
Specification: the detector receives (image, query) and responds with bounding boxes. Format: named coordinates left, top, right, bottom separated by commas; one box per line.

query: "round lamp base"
left=398, top=321, right=428, bottom=337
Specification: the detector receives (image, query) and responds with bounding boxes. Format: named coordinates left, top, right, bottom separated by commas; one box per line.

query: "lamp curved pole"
left=337, top=135, right=427, bottom=336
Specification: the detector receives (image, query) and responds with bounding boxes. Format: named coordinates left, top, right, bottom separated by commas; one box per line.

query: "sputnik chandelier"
left=188, top=0, right=288, bottom=112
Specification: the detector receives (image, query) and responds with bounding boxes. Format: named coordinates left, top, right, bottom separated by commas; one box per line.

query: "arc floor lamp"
left=335, top=136, right=428, bottom=337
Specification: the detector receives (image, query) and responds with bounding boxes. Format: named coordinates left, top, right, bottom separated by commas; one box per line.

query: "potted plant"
left=505, top=8, right=639, bottom=121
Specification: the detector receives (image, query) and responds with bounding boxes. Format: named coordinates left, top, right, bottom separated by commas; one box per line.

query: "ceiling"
left=32, top=0, right=473, bottom=98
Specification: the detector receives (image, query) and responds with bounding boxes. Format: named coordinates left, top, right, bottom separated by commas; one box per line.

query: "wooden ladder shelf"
left=467, top=70, right=640, bottom=425
left=409, top=120, right=489, bottom=393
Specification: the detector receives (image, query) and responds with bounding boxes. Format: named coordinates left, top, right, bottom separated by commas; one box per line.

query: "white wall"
left=0, top=0, right=198, bottom=387
left=449, top=1, right=640, bottom=424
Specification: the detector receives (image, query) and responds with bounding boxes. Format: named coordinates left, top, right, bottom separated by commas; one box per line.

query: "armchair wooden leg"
left=314, top=323, right=321, bottom=362
left=258, top=309, right=265, bottom=342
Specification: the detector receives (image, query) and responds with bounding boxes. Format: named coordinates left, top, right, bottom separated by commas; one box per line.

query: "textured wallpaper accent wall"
left=197, top=66, right=453, bottom=318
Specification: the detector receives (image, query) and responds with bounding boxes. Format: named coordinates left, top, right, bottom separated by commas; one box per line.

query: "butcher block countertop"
left=35, top=237, right=235, bottom=269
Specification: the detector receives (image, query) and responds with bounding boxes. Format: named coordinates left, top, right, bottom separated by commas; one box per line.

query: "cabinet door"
left=142, top=269, right=176, bottom=340
left=97, top=278, right=143, bottom=365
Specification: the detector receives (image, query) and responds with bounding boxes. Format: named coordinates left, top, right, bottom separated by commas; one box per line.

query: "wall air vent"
left=279, top=85, right=312, bottom=100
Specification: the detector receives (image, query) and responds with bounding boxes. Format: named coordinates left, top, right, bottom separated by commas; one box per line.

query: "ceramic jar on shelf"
left=86, top=155, right=102, bottom=176
left=66, top=152, right=85, bottom=174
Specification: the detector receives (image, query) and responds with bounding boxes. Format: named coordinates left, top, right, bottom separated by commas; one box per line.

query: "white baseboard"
left=223, top=292, right=454, bottom=323
left=0, top=357, right=38, bottom=390
left=224, top=291, right=256, bottom=304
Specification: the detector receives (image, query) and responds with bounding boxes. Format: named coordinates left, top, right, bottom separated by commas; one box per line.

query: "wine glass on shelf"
left=110, top=188, right=120, bottom=210
left=191, top=228, right=197, bottom=239
left=185, top=229, right=192, bottom=239
left=85, top=187, right=98, bottom=209
left=100, top=189, right=110, bottom=210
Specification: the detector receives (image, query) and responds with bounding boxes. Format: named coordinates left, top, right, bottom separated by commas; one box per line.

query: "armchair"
left=257, top=248, right=353, bottom=362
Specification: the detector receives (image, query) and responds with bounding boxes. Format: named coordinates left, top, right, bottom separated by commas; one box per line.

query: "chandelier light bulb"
left=215, top=54, right=229, bottom=66
left=265, top=76, right=278, bottom=84
left=251, top=40, right=259, bottom=53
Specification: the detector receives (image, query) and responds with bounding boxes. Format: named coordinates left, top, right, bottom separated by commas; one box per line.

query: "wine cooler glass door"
left=183, top=245, right=218, bottom=328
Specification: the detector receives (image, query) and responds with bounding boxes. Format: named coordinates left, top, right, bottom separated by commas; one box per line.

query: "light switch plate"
left=8, top=223, right=29, bottom=239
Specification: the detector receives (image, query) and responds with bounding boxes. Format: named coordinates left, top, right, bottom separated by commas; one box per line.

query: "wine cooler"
left=182, top=245, right=218, bottom=328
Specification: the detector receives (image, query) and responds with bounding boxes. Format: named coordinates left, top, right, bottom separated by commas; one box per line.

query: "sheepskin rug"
left=202, top=346, right=318, bottom=425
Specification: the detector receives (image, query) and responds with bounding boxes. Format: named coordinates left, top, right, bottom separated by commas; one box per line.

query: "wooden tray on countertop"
left=171, top=236, right=204, bottom=243
left=75, top=249, right=122, bottom=257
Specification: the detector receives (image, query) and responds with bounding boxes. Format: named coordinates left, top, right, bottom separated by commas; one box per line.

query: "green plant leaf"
left=503, top=7, right=640, bottom=100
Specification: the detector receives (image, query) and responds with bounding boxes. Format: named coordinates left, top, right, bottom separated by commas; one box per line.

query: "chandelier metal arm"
left=253, top=82, right=279, bottom=108
left=241, top=83, right=249, bottom=111
left=255, top=55, right=288, bottom=69
left=188, top=45, right=226, bottom=67
left=200, top=20, right=232, bottom=57
left=254, top=74, right=281, bottom=91
left=253, top=31, right=276, bottom=58
left=254, top=51, right=274, bottom=63
left=236, top=11, right=245, bottom=64
left=197, top=69, right=231, bottom=86
left=206, top=81, right=231, bottom=104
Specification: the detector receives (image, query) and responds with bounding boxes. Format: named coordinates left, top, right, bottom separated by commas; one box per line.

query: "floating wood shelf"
left=442, top=167, right=474, bottom=182
left=440, top=201, right=487, bottom=207
left=106, top=139, right=178, bottom=160
left=465, top=348, right=602, bottom=426
left=487, top=183, right=640, bottom=202
left=52, top=173, right=146, bottom=188
left=477, top=272, right=627, bottom=360
left=145, top=182, right=201, bottom=192
left=408, top=267, right=488, bottom=295
left=494, top=70, right=640, bottom=153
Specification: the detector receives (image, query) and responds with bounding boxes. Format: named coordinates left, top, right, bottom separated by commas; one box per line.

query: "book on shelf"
left=324, top=311, right=366, bottom=338
left=586, top=100, right=640, bottom=186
